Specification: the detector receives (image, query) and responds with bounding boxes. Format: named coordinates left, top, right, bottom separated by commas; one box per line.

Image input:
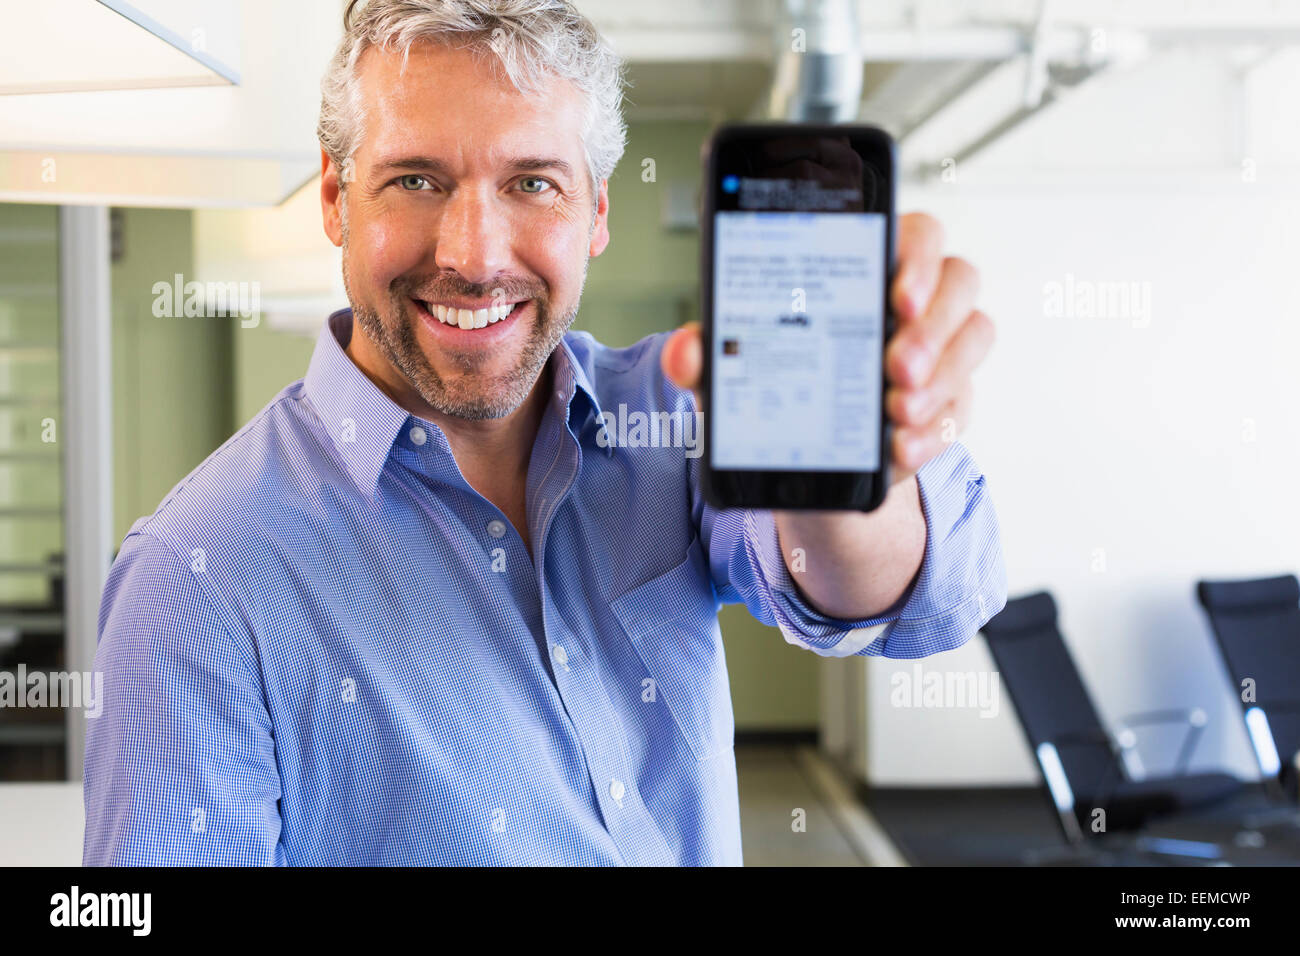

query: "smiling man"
left=83, top=0, right=1006, bottom=866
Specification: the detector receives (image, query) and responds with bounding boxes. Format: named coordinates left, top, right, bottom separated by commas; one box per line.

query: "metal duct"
left=762, top=0, right=863, bottom=122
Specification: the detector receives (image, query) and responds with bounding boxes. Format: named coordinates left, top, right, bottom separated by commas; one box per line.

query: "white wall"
left=857, top=48, right=1300, bottom=786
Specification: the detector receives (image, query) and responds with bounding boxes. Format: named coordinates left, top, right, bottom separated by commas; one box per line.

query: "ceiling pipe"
left=761, top=0, right=863, bottom=122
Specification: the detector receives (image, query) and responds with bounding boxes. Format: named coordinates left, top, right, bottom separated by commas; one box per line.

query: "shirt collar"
left=303, top=308, right=606, bottom=501
left=553, top=332, right=607, bottom=448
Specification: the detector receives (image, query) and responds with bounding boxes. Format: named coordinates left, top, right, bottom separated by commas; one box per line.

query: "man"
left=84, top=0, right=1005, bottom=865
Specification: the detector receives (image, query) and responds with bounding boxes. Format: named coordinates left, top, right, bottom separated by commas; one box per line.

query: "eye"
left=518, top=176, right=553, bottom=195
left=397, top=174, right=432, bottom=191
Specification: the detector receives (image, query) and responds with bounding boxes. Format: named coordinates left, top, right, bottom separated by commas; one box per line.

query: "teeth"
left=423, top=300, right=519, bottom=328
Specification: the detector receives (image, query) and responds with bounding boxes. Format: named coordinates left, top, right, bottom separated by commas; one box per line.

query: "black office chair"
left=982, top=592, right=1242, bottom=854
left=1196, top=574, right=1300, bottom=803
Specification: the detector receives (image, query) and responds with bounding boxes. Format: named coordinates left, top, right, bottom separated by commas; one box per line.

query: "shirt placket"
left=528, top=387, right=674, bottom=866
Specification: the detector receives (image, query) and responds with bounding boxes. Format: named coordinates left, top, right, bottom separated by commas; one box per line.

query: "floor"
left=736, top=741, right=906, bottom=866
left=865, top=784, right=1064, bottom=865
left=736, top=743, right=864, bottom=866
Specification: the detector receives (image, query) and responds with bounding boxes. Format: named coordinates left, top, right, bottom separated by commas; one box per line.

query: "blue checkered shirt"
left=83, top=309, right=1006, bottom=865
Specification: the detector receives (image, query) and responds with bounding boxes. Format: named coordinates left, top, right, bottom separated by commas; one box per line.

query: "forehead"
left=354, top=39, right=586, bottom=166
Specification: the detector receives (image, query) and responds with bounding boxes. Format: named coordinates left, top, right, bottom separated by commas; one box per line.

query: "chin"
left=429, top=372, right=535, bottom=419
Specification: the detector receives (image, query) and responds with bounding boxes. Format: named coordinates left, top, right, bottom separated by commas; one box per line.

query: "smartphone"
left=700, top=122, right=896, bottom=512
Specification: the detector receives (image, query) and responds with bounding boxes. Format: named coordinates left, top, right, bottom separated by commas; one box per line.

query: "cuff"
left=744, top=440, right=1007, bottom=660
left=743, top=508, right=902, bottom=658
left=861, top=441, right=1008, bottom=658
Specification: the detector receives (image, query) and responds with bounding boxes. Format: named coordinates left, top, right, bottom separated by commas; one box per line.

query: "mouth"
left=411, top=296, right=529, bottom=337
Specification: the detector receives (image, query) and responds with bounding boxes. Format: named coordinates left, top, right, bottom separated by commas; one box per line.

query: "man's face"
left=321, top=40, right=610, bottom=420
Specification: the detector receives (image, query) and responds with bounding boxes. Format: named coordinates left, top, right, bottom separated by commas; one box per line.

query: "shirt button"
left=609, top=779, right=625, bottom=805
left=409, top=426, right=427, bottom=446
left=553, top=645, right=568, bottom=666
left=487, top=519, right=507, bottom=538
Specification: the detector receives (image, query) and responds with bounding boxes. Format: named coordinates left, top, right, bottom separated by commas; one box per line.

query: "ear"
left=588, top=178, right=610, bottom=258
left=321, top=149, right=344, bottom=248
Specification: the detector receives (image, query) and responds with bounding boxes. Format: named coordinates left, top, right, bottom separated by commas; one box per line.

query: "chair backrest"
left=981, top=591, right=1121, bottom=807
left=1196, top=574, right=1300, bottom=778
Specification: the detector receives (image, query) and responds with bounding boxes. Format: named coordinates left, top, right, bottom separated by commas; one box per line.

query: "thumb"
left=660, top=321, right=703, bottom=410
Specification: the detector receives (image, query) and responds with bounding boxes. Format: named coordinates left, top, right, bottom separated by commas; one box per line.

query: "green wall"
left=111, top=208, right=233, bottom=547
left=0, top=203, right=237, bottom=592
left=232, top=319, right=316, bottom=428
left=0, top=204, right=61, bottom=604
left=574, top=121, right=705, bottom=346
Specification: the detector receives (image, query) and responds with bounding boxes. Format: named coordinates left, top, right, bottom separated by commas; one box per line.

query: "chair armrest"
left=1113, top=707, right=1208, bottom=776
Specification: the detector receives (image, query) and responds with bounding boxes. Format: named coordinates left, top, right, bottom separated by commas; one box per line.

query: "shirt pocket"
left=609, top=537, right=735, bottom=761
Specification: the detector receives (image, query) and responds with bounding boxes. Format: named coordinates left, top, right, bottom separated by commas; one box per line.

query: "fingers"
left=886, top=309, right=995, bottom=427
left=893, top=381, right=974, bottom=474
left=883, top=214, right=987, bottom=479
left=887, top=256, right=981, bottom=389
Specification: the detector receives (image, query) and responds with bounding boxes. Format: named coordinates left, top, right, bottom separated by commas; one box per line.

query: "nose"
left=433, top=184, right=513, bottom=287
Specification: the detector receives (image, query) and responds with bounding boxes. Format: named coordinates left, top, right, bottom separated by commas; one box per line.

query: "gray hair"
left=318, top=0, right=628, bottom=201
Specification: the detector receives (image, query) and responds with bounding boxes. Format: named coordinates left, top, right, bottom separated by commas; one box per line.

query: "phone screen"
left=707, top=130, right=889, bottom=489
left=711, top=205, right=886, bottom=471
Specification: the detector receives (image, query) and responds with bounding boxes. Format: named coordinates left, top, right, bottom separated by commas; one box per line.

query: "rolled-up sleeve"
left=693, top=440, right=1007, bottom=659
left=83, top=530, right=285, bottom=866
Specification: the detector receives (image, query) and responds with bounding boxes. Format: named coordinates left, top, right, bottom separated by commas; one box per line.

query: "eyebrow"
left=505, top=156, right=576, bottom=178
left=372, top=155, right=576, bottom=180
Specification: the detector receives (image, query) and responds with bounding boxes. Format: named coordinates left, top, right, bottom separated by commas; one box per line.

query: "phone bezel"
left=699, top=122, right=898, bottom=512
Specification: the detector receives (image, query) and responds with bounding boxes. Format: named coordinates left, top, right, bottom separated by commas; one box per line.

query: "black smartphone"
left=700, top=122, right=896, bottom=512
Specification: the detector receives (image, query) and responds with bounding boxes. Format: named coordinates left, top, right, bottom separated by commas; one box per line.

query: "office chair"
left=982, top=592, right=1242, bottom=861
left=1196, top=574, right=1300, bottom=804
